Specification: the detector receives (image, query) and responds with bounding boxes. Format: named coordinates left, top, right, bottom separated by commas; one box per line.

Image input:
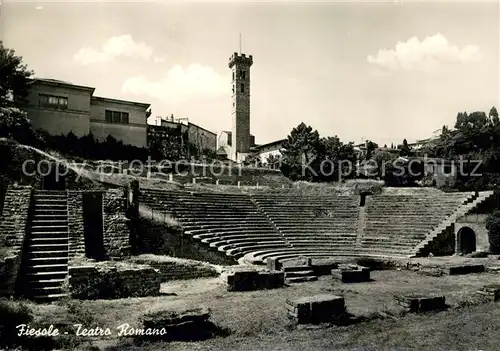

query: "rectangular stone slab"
left=447, top=264, right=485, bottom=275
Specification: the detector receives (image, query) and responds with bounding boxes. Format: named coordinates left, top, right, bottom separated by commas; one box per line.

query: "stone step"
left=31, top=214, right=68, bottom=220
left=25, top=271, right=68, bottom=280
left=34, top=203, right=67, bottom=208
left=285, top=270, right=315, bottom=278
left=30, top=226, right=69, bottom=232
left=31, top=219, right=68, bottom=225
left=28, top=250, right=68, bottom=258
left=29, top=278, right=66, bottom=287
left=27, top=257, right=68, bottom=265
left=32, top=293, right=69, bottom=302
left=219, top=241, right=287, bottom=252
left=29, top=286, right=66, bottom=296
left=34, top=198, right=67, bottom=203
left=26, top=263, right=68, bottom=273
left=29, top=243, right=68, bottom=251
left=29, top=238, right=69, bottom=245
left=30, top=233, right=68, bottom=239
left=286, top=276, right=318, bottom=283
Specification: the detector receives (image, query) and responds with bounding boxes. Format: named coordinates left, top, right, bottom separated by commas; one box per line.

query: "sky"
left=1, top=0, right=499, bottom=146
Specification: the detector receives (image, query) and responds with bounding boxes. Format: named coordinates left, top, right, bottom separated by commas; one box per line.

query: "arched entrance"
left=457, top=227, right=476, bottom=255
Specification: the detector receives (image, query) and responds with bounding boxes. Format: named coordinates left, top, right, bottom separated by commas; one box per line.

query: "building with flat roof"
left=23, top=78, right=151, bottom=148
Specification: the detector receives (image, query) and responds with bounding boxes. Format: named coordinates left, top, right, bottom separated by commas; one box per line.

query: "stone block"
left=286, top=294, right=346, bottom=324
left=140, top=307, right=214, bottom=341
left=221, top=267, right=284, bottom=291
left=476, top=284, right=500, bottom=301
left=332, top=264, right=370, bottom=283
left=394, top=294, right=446, bottom=313
left=267, top=258, right=282, bottom=271
left=448, top=264, right=485, bottom=275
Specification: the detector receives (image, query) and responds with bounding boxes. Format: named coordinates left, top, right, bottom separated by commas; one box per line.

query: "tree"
left=489, top=106, right=499, bottom=127
left=318, top=136, right=357, bottom=181
left=243, top=152, right=262, bottom=167
left=365, top=140, right=378, bottom=159
left=0, top=43, right=37, bottom=145
left=0, top=42, right=33, bottom=108
left=0, top=107, right=38, bottom=145
left=372, top=150, right=396, bottom=177
left=280, top=123, right=322, bottom=181
left=399, top=138, right=412, bottom=156
left=486, top=210, right=500, bottom=253
left=266, top=154, right=281, bottom=169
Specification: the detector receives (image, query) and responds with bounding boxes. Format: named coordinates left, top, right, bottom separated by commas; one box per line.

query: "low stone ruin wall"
left=394, top=294, right=447, bottom=313
left=332, top=264, right=371, bottom=283
left=0, top=185, right=32, bottom=297
left=416, top=264, right=485, bottom=277
left=138, top=307, right=220, bottom=341
left=135, top=217, right=237, bottom=266
left=220, top=266, right=285, bottom=291
left=130, top=255, right=220, bottom=282
left=286, top=294, right=347, bottom=324
left=68, top=262, right=161, bottom=299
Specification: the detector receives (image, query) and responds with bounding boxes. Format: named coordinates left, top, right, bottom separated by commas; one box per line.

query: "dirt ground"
left=27, top=268, right=500, bottom=350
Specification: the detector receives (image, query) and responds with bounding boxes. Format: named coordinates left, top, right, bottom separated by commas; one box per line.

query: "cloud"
left=367, top=33, right=483, bottom=71
left=122, top=64, right=229, bottom=104
left=73, top=34, right=162, bottom=65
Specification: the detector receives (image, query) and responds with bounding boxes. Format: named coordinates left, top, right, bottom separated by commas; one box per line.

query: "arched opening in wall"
left=457, top=227, right=477, bottom=255
left=41, top=163, right=66, bottom=190
left=83, top=192, right=105, bottom=261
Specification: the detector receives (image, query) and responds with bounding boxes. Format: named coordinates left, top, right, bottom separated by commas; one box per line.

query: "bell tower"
left=229, top=52, right=253, bottom=162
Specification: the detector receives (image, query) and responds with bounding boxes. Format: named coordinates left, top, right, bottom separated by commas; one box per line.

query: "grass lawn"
left=25, top=269, right=500, bottom=350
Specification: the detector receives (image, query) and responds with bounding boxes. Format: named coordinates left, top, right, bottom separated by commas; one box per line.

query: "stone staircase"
left=284, top=266, right=318, bottom=283
left=19, top=190, right=69, bottom=301
left=410, top=191, right=495, bottom=257
left=246, top=194, right=292, bottom=247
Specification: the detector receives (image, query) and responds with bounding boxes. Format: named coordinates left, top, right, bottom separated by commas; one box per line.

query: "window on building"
left=241, top=84, right=245, bottom=93
left=232, top=85, right=235, bottom=94
left=232, top=71, right=235, bottom=81
left=240, top=71, right=246, bottom=80
left=105, top=110, right=129, bottom=124
left=39, top=94, right=68, bottom=110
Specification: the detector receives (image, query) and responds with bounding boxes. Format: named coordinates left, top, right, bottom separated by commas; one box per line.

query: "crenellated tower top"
left=229, top=52, right=253, bottom=68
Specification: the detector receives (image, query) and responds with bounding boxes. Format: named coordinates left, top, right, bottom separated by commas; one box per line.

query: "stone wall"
left=220, top=266, right=285, bottom=291
left=455, top=214, right=489, bottom=253
left=103, top=188, right=131, bottom=258
left=135, top=218, right=236, bottom=265
left=130, top=255, right=219, bottom=281
left=0, top=185, right=32, bottom=297
left=68, top=262, right=161, bottom=299
left=420, top=226, right=456, bottom=257
left=68, top=191, right=85, bottom=257
left=0, top=255, right=21, bottom=297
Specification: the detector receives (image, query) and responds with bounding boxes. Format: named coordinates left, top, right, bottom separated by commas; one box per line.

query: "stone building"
left=253, top=139, right=285, bottom=165
left=23, top=78, right=151, bottom=148
left=148, top=115, right=217, bottom=159
left=228, top=52, right=253, bottom=163
left=217, top=130, right=255, bottom=161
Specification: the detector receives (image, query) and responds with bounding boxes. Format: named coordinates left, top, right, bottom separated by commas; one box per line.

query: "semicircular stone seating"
left=139, top=188, right=290, bottom=258
left=139, top=188, right=477, bottom=265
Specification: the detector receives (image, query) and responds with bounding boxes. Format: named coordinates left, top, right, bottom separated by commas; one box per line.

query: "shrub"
left=486, top=210, right=500, bottom=253
left=0, top=298, right=34, bottom=348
